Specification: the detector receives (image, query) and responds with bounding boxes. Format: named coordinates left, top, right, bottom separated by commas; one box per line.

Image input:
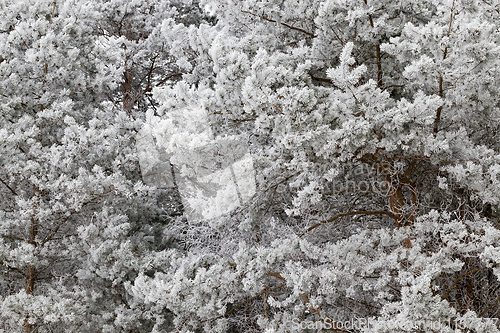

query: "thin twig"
left=241, top=10, right=316, bottom=37
left=301, top=210, right=397, bottom=236
left=444, top=263, right=500, bottom=300
left=0, top=177, right=17, bottom=195
left=1, top=234, right=26, bottom=242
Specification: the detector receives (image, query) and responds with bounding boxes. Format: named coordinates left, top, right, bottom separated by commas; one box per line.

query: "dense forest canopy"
left=2, top=0, right=500, bottom=332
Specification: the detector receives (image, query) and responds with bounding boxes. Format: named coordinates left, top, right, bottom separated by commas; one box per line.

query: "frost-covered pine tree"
left=130, top=0, right=500, bottom=332
left=0, top=0, right=194, bottom=331
left=3, top=0, right=500, bottom=332
left=93, top=0, right=211, bottom=216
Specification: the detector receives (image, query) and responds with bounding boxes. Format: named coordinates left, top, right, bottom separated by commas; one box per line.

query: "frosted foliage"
left=130, top=213, right=500, bottom=333
left=0, top=0, right=191, bottom=331
left=136, top=0, right=500, bottom=331
left=149, top=107, right=256, bottom=221
left=176, top=152, right=256, bottom=220
left=3, top=0, right=500, bottom=332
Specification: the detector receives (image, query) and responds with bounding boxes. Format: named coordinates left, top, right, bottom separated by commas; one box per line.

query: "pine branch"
left=301, top=210, right=398, bottom=236
left=40, top=191, right=113, bottom=247
left=202, top=283, right=286, bottom=323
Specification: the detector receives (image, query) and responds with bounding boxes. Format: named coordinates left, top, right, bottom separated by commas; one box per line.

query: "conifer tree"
left=0, top=0, right=190, bottom=331
left=133, top=0, right=500, bottom=332
left=3, top=0, right=500, bottom=332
